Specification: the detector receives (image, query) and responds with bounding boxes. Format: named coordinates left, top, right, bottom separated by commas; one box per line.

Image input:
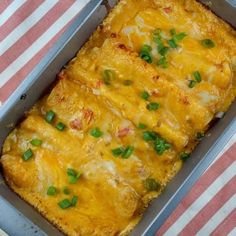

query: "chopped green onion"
left=180, top=152, right=191, bottom=161
left=111, top=147, right=124, bottom=157
left=140, top=91, right=150, bottom=100
left=154, top=137, right=171, bottom=155
left=45, top=110, right=55, bottom=123
left=58, top=199, right=71, bottom=209
left=157, top=57, right=168, bottom=68
left=67, top=168, right=77, bottom=176
left=143, top=130, right=170, bottom=155
left=30, top=138, right=42, bottom=147
left=67, top=168, right=81, bottom=184
left=170, top=28, right=176, bottom=36
left=139, top=44, right=152, bottom=63
left=168, top=31, right=187, bottom=48
left=196, top=132, right=205, bottom=141
left=153, top=33, right=164, bottom=49
left=90, top=127, right=103, bottom=138
left=76, top=172, right=81, bottom=179
left=188, top=80, right=197, bottom=88
left=154, top=36, right=164, bottom=48
left=121, top=146, right=134, bottom=159
left=153, top=28, right=162, bottom=38
left=143, top=131, right=157, bottom=141
left=56, top=122, right=66, bottom=131
left=71, top=196, right=78, bottom=207
left=174, top=32, right=187, bottom=42
left=201, top=39, right=215, bottom=48
left=153, top=31, right=169, bottom=66
left=22, top=148, right=33, bottom=161
left=144, top=178, right=161, bottom=192
left=68, top=175, right=78, bottom=184
left=158, top=46, right=169, bottom=56
left=112, top=146, right=134, bottom=159
left=168, top=39, right=178, bottom=48
left=123, top=80, right=133, bottom=86
left=138, top=123, right=147, bottom=129
left=154, top=35, right=163, bottom=45
left=153, top=29, right=170, bottom=57
left=63, top=187, right=70, bottom=195
left=102, top=69, right=116, bottom=85
left=47, top=186, right=57, bottom=196
left=193, top=71, right=202, bottom=83
left=146, top=102, right=160, bottom=111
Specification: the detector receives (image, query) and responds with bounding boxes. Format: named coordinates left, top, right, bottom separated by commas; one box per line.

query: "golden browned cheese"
left=1, top=0, right=236, bottom=235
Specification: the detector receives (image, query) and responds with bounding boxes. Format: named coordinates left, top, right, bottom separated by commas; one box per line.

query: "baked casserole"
left=1, top=0, right=236, bottom=235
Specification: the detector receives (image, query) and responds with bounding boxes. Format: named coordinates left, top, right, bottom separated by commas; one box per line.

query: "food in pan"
left=1, top=0, right=236, bottom=235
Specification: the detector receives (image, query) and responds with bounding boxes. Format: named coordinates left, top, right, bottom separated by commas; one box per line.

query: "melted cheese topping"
left=1, top=0, right=236, bottom=235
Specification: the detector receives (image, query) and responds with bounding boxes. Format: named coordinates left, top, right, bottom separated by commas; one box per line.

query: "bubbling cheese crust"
left=1, top=0, right=236, bottom=235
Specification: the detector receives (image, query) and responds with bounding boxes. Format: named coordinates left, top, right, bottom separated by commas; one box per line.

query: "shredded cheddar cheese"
left=1, top=0, right=235, bottom=235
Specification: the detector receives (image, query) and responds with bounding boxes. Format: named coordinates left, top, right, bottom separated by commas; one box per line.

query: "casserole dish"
left=0, top=0, right=235, bottom=235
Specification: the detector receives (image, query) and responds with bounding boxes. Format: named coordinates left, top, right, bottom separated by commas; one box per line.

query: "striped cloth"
left=0, top=0, right=89, bottom=104
left=156, top=136, right=236, bottom=236
left=0, top=1, right=235, bottom=236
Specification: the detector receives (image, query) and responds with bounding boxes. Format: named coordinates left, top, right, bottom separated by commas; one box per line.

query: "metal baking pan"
left=0, top=0, right=235, bottom=235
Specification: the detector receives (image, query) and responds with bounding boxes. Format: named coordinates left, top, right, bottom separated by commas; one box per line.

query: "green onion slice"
left=146, top=102, right=160, bottom=111
left=67, top=168, right=81, bottom=184
left=137, top=123, right=147, bottom=129
left=45, top=110, right=55, bottom=123
left=157, top=57, right=168, bottom=68
left=193, top=71, right=202, bottom=83
left=111, top=146, right=134, bottom=159
left=196, top=132, right=205, bottom=141
left=154, top=35, right=163, bottom=46
left=121, top=146, right=134, bottom=159
left=90, top=127, right=103, bottom=138
left=188, top=80, right=197, bottom=88
left=143, top=130, right=170, bottom=155
left=170, top=28, right=176, bottom=36
left=153, top=28, right=162, bottom=38
left=71, top=196, right=78, bottom=207
left=143, top=131, right=158, bottom=141
left=180, top=152, right=191, bottom=161
left=201, top=39, right=215, bottom=48
left=140, top=91, right=150, bottom=100
left=30, top=138, right=42, bottom=147
left=158, top=46, right=169, bottom=56
left=153, top=29, right=170, bottom=57
left=22, top=148, right=33, bottom=161
left=144, top=178, right=161, bottom=192
left=174, top=32, right=187, bottom=42
left=47, top=186, right=57, bottom=196
left=111, top=147, right=124, bottom=157
left=139, top=44, right=152, bottom=63
left=168, top=31, right=187, bottom=48
left=56, top=122, right=66, bottom=131
left=63, top=187, right=70, bottom=195
left=58, top=199, right=71, bottom=209
left=68, top=175, right=78, bottom=184
left=154, top=137, right=171, bottom=155
left=67, top=168, right=77, bottom=176
left=102, top=69, right=116, bottom=85
left=168, top=39, right=178, bottom=48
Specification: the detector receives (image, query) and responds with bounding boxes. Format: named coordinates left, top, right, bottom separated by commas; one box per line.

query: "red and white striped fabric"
left=157, top=136, right=236, bottom=236
left=156, top=135, right=236, bottom=236
left=0, top=0, right=89, bottom=104
left=0, top=1, right=235, bottom=235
